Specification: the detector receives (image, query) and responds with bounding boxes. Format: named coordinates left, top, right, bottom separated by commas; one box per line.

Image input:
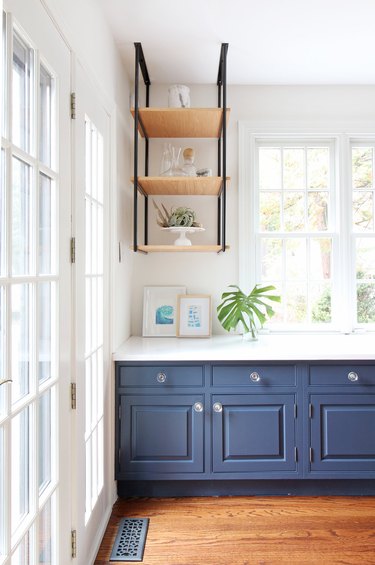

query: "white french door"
left=0, top=0, right=72, bottom=563
left=72, top=62, right=110, bottom=564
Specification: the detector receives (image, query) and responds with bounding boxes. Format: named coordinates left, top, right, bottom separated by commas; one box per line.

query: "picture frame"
left=177, top=294, right=212, bottom=338
left=142, top=286, right=187, bottom=337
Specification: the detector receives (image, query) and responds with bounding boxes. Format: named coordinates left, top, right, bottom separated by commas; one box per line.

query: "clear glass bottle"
left=181, top=147, right=196, bottom=177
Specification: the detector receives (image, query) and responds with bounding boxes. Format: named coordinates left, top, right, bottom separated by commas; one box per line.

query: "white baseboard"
left=87, top=502, right=114, bottom=565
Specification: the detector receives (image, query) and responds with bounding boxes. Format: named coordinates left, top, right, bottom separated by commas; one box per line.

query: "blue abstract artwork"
left=187, top=305, right=201, bottom=328
left=155, top=304, right=174, bottom=325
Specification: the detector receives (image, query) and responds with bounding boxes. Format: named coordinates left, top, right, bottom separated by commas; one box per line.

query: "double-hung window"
left=239, top=130, right=375, bottom=333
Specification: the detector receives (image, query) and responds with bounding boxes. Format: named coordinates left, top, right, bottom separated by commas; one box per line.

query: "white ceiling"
left=100, top=0, right=375, bottom=85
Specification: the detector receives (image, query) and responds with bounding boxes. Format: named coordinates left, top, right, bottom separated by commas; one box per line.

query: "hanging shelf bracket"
left=132, top=42, right=229, bottom=253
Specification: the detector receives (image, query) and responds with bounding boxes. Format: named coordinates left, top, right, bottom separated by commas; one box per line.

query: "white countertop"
left=113, top=334, right=375, bottom=362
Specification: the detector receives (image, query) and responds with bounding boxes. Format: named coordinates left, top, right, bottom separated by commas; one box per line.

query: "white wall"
left=131, top=84, right=375, bottom=335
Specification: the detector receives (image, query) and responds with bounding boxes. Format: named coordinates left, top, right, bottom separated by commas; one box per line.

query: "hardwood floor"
left=95, top=496, right=375, bottom=565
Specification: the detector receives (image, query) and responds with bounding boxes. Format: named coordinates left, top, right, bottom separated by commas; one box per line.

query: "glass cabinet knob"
left=156, top=372, right=167, bottom=383
left=250, top=372, right=261, bottom=382
left=347, top=371, right=359, bottom=382
left=193, top=402, right=204, bottom=413
left=213, top=402, right=223, bottom=413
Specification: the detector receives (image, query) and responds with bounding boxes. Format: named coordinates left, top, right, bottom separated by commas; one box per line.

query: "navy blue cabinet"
left=310, top=394, right=375, bottom=473
left=212, top=394, right=297, bottom=473
left=116, top=361, right=300, bottom=480
left=118, top=394, right=204, bottom=476
left=308, top=363, right=375, bottom=478
left=115, top=360, right=375, bottom=492
left=116, top=363, right=206, bottom=479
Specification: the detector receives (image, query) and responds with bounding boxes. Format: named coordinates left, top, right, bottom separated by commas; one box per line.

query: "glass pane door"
left=84, top=118, right=104, bottom=523
left=1, top=1, right=71, bottom=562
left=73, top=62, right=109, bottom=564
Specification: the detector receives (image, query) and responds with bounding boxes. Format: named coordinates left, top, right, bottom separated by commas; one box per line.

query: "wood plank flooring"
left=95, top=496, right=375, bottom=565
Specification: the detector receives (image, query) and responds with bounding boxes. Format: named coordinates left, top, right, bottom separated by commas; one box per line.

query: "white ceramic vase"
left=168, top=84, right=190, bottom=108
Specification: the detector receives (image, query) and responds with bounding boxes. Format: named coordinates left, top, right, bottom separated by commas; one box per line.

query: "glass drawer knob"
left=348, top=371, right=359, bottom=382
left=213, top=402, right=223, bottom=413
left=156, top=372, right=167, bottom=383
left=250, top=372, right=261, bottom=382
left=194, top=402, right=204, bottom=413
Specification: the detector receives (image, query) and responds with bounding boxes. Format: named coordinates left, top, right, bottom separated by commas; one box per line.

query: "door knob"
left=0, top=378, right=12, bottom=386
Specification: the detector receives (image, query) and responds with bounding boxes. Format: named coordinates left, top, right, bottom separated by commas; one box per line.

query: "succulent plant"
left=169, top=207, right=195, bottom=227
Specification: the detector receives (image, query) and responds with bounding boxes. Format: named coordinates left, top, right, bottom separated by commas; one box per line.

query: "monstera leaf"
left=217, top=284, right=281, bottom=339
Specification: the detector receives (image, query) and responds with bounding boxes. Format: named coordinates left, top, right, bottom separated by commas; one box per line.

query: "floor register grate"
left=110, top=518, right=149, bottom=562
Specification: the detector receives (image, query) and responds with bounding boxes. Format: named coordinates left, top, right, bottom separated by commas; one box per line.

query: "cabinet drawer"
left=309, top=365, right=375, bottom=386
left=118, top=365, right=204, bottom=387
left=212, top=365, right=296, bottom=387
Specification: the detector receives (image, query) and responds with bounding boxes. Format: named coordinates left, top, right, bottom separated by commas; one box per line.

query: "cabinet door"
left=212, top=394, right=296, bottom=473
left=118, top=395, right=204, bottom=476
left=310, top=394, right=375, bottom=472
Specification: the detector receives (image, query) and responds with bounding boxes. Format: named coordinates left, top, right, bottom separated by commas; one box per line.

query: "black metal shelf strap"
left=133, top=43, right=151, bottom=251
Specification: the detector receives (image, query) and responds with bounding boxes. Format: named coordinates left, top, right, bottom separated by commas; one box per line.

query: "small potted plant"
left=217, top=284, right=281, bottom=340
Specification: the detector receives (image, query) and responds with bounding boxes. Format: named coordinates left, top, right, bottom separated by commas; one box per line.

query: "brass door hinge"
left=71, top=383, right=77, bottom=410
left=70, top=92, right=76, bottom=119
left=70, top=237, right=76, bottom=264
left=71, top=529, right=77, bottom=558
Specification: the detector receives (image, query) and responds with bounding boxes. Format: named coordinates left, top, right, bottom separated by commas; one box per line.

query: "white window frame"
left=239, top=124, right=375, bottom=334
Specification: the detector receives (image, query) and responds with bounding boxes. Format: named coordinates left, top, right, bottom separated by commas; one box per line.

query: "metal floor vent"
left=110, top=518, right=149, bottom=562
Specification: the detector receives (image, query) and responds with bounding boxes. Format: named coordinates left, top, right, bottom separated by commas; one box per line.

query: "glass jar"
left=161, top=146, right=186, bottom=176
left=182, top=148, right=196, bottom=177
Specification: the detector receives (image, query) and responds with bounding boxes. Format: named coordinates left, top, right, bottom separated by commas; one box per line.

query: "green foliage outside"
left=311, top=273, right=375, bottom=324
left=311, top=287, right=331, bottom=323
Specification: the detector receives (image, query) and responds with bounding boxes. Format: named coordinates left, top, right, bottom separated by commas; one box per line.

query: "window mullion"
left=339, top=135, right=355, bottom=332
left=304, top=143, right=308, bottom=231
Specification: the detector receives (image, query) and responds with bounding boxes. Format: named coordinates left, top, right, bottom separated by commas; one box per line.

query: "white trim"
left=85, top=503, right=113, bottom=565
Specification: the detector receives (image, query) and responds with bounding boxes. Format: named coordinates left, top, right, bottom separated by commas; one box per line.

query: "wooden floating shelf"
left=136, top=245, right=230, bottom=253
left=131, top=107, right=231, bottom=138
left=132, top=176, right=230, bottom=196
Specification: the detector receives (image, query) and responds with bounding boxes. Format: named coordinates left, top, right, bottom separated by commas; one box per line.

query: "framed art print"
left=142, top=286, right=186, bottom=336
left=177, top=294, right=212, bottom=338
